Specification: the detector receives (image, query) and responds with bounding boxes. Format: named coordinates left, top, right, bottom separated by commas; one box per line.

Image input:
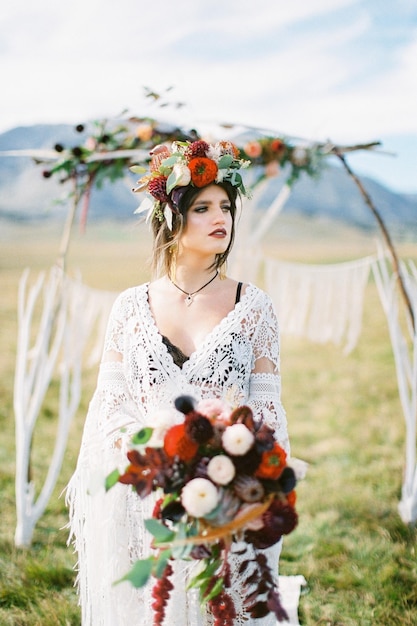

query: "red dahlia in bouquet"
left=106, top=395, right=298, bottom=625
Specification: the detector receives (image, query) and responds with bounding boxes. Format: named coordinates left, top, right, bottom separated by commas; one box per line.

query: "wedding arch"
left=2, top=111, right=415, bottom=547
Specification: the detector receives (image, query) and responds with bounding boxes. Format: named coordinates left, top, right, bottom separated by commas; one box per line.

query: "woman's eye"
left=222, top=205, right=231, bottom=212
left=194, top=206, right=208, bottom=212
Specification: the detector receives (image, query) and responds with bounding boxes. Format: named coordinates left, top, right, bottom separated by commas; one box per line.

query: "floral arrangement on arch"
left=106, top=395, right=298, bottom=625
left=38, top=117, right=197, bottom=229
left=241, top=136, right=324, bottom=185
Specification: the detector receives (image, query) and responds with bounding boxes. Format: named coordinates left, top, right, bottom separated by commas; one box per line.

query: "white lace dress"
left=67, top=282, right=289, bottom=626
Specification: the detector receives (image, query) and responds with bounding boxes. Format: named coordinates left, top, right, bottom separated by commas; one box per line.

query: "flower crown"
left=132, top=140, right=251, bottom=229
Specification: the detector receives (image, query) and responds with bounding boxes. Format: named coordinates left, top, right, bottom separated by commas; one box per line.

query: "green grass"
left=1, top=220, right=416, bottom=625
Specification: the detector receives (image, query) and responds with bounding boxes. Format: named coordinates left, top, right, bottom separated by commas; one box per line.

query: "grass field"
left=0, top=217, right=416, bottom=625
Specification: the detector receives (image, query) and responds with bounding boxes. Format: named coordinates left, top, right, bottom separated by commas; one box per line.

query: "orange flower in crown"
left=188, top=157, right=218, bottom=187
left=131, top=139, right=251, bottom=229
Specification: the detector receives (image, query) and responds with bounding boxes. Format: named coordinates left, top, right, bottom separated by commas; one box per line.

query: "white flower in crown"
left=206, top=143, right=223, bottom=163
left=222, top=423, right=255, bottom=456
left=207, top=455, right=236, bottom=485
left=134, top=195, right=155, bottom=220
left=172, top=162, right=191, bottom=186
left=181, top=478, right=219, bottom=518
left=216, top=168, right=227, bottom=184
left=171, top=141, right=187, bottom=156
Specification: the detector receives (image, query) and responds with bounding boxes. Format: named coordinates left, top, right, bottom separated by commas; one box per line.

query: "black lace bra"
left=162, top=282, right=243, bottom=368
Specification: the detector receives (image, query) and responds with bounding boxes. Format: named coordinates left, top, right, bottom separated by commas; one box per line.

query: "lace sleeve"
left=102, top=290, right=130, bottom=357
left=81, top=290, right=145, bottom=460
left=93, top=361, right=144, bottom=452
left=247, top=292, right=290, bottom=452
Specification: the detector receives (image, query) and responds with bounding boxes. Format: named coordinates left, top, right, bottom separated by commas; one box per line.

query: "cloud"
left=0, top=0, right=416, bottom=191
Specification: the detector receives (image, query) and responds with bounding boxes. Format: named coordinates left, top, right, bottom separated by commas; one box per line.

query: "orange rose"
left=244, top=141, right=262, bottom=158
left=164, top=423, right=198, bottom=461
left=270, top=139, right=285, bottom=154
left=136, top=123, right=154, bottom=142
left=255, top=442, right=287, bottom=480
left=188, top=157, right=218, bottom=187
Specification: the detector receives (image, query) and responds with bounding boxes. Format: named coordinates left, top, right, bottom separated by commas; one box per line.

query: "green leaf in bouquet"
left=166, top=169, right=182, bottom=194
left=105, top=468, right=121, bottom=491
left=187, top=557, right=221, bottom=590
left=160, top=155, right=179, bottom=168
left=145, top=518, right=176, bottom=544
left=217, top=154, right=233, bottom=169
left=129, top=164, right=147, bottom=175
left=170, top=522, right=194, bottom=560
left=161, top=492, right=177, bottom=506
left=228, top=171, right=242, bottom=187
left=116, top=557, right=153, bottom=588
left=201, top=576, right=224, bottom=603
left=153, top=549, right=172, bottom=579
left=131, top=427, right=154, bottom=445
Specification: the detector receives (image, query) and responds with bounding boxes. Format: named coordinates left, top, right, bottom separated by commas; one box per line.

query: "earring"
left=169, top=242, right=177, bottom=281
left=219, top=263, right=227, bottom=280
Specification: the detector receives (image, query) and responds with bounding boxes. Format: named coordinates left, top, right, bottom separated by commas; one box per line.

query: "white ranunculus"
left=222, top=423, right=255, bottom=456
left=172, top=162, right=191, bottom=186
left=149, top=409, right=182, bottom=448
left=181, top=478, right=219, bottom=518
left=207, top=455, right=236, bottom=485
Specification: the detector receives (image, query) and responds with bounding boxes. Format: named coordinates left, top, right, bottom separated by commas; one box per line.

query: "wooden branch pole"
left=249, top=182, right=292, bottom=246
left=373, top=255, right=417, bottom=523
left=57, top=177, right=80, bottom=272
left=14, top=178, right=83, bottom=546
left=335, top=151, right=415, bottom=332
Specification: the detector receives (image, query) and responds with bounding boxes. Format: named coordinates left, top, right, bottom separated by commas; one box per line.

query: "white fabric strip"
left=264, top=255, right=375, bottom=354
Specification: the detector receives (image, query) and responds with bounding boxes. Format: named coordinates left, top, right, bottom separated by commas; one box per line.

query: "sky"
left=1, top=0, right=416, bottom=194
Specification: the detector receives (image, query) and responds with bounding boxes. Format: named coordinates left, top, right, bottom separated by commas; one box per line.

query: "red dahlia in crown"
left=185, top=140, right=210, bottom=159
left=148, top=175, right=170, bottom=202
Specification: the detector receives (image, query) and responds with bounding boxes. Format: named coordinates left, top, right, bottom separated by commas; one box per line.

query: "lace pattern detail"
left=67, top=282, right=289, bottom=625
left=249, top=373, right=289, bottom=452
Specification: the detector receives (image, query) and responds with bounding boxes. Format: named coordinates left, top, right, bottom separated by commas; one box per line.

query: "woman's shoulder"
left=241, top=283, right=273, bottom=307
left=110, top=282, right=149, bottom=314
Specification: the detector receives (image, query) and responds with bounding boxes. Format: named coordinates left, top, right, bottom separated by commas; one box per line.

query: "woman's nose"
left=213, top=206, right=226, bottom=222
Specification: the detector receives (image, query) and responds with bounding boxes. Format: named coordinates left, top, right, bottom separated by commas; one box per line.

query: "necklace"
left=169, top=271, right=219, bottom=306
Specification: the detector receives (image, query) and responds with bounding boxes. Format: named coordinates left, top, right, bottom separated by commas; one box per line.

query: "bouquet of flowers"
left=106, top=395, right=298, bottom=625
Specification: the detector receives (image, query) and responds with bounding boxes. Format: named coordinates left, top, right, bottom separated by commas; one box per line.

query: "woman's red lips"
left=209, top=228, right=227, bottom=236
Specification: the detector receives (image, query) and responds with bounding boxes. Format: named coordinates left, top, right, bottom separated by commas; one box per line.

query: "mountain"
left=0, top=124, right=416, bottom=237
left=257, top=165, right=417, bottom=236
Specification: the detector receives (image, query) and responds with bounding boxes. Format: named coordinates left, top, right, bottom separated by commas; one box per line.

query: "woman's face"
left=179, top=184, right=233, bottom=259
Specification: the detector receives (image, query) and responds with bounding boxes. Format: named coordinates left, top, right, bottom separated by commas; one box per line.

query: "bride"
left=67, top=139, right=290, bottom=625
